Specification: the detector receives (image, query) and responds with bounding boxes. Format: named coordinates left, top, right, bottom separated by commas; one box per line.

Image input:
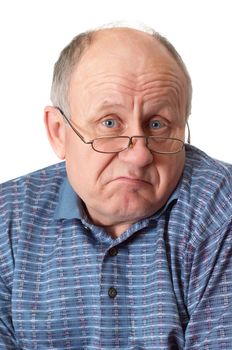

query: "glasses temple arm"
left=55, top=107, right=87, bottom=143
left=186, top=121, right=191, bottom=144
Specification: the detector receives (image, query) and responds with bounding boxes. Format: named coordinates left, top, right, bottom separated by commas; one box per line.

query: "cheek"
left=155, top=151, right=185, bottom=187
left=64, top=138, right=91, bottom=187
left=65, top=141, right=114, bottom=194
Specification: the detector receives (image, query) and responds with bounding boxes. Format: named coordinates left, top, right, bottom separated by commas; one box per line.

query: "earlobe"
left=44, top=106, right=66, bottom=160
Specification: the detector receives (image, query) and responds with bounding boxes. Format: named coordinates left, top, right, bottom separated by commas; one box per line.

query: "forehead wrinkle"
left=137, top=70, right=186, bottom=89
left=73, top=62, right=186, bottom=90
left=143, top=92, right=180, bottom=119
left=85, top=72, right=185, bottom=96
left=138, top=73, right=186, bottom=107
left=75, top=73, right=139, bottom=94
left=71, top=68, right=187, bottom=116
left=141, top=85, right=185, bottom=123
left=136, top=71, right=188, bottom=117
left=142, top=82, right=183, bottom=102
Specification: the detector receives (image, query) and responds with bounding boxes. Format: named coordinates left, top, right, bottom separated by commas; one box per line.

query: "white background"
left=0, top=0, right=231, bottom=183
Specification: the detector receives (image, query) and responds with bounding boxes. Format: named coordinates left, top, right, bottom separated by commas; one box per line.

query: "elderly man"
left=0, top=25, right=232, bottom=349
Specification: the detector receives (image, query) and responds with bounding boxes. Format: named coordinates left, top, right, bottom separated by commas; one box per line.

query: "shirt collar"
left=54, top=178, right=85, bottom=220
left=149, top=186, right=179, bottom=221
left=54, top=177, right=180, bottom=221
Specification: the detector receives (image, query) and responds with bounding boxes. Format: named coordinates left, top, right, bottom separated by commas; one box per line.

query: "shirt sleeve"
left=0, top=184, right=21, bottom=349
left=184, top=218, right=232, bottom=349
left=0, top=275, right=20, bottom=349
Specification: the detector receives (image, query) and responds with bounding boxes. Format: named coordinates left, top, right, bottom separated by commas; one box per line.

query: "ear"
left=44, top=106, right=66, bottom=159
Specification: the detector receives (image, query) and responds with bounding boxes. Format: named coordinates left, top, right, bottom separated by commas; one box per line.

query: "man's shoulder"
left=183, top=144, right=232, bottom=200
left=0, top=162, right=67, bottom=285
left=185, top=144, right=232, bottom=176
left=179, top=145, right=232, bottom=242
left=0, top=162, right=67, bottom=220
left=0, top=162, right=66, bottom=193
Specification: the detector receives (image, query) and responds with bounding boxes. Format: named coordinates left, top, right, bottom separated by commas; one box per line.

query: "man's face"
left=64, top=29, right=188, bottom=236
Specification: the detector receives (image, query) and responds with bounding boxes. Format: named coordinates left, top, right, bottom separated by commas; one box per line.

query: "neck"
left=105, top=222, right=133, bottom=238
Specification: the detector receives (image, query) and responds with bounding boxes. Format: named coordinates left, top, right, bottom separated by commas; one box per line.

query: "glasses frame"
left=56, top=107, right=190, bottom=155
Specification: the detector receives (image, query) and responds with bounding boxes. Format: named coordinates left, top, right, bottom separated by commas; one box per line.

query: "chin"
left=112, top=195, right=159, bottom=220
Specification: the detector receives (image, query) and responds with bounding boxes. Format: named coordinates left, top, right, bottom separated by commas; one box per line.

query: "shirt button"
left=108, top=287, right=117, bottom=299
left=109, top=247, right=118, bottom=257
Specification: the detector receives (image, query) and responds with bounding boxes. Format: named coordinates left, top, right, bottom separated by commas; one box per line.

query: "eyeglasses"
left=56, top=107, right=190, bottom=155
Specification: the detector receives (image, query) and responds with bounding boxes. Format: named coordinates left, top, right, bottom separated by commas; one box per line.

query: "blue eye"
left=149, top=120, right=162, bottom=129
left=102, top=119, right=117, bottom=128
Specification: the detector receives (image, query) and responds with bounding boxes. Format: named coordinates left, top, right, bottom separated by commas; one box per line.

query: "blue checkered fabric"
left=0, top=145, right=232, bottom=349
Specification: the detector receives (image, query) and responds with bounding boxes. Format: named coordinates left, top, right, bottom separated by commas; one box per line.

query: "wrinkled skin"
left=45, top=28, right=188, bottom=237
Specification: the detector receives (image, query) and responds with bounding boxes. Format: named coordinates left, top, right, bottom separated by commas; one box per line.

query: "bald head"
left=77, top=28, right=184, bottom=77
left=50, top=25, right=192, bottom=119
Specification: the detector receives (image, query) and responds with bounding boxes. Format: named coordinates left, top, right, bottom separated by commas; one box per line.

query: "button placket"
left=106, top=246, right=118, bottom=299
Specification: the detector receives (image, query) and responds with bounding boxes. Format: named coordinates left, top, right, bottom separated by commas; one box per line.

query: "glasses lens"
left=93, top=137, right=129, bottom=153
left=148, top=137, right=184, bottom=154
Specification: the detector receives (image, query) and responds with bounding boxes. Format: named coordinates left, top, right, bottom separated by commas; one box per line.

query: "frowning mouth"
left=111, top=177, right=152, bottom=186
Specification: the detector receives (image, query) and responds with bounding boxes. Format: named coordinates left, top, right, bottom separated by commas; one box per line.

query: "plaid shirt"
left=0, top=145, right=232, bottom=349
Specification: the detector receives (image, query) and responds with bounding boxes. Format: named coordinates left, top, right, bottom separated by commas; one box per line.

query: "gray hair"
left=50, top=25, right=192, bottom=119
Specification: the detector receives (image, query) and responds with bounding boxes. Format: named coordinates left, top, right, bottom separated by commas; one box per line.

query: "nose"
left=118, top=136, right=154, bottom=167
